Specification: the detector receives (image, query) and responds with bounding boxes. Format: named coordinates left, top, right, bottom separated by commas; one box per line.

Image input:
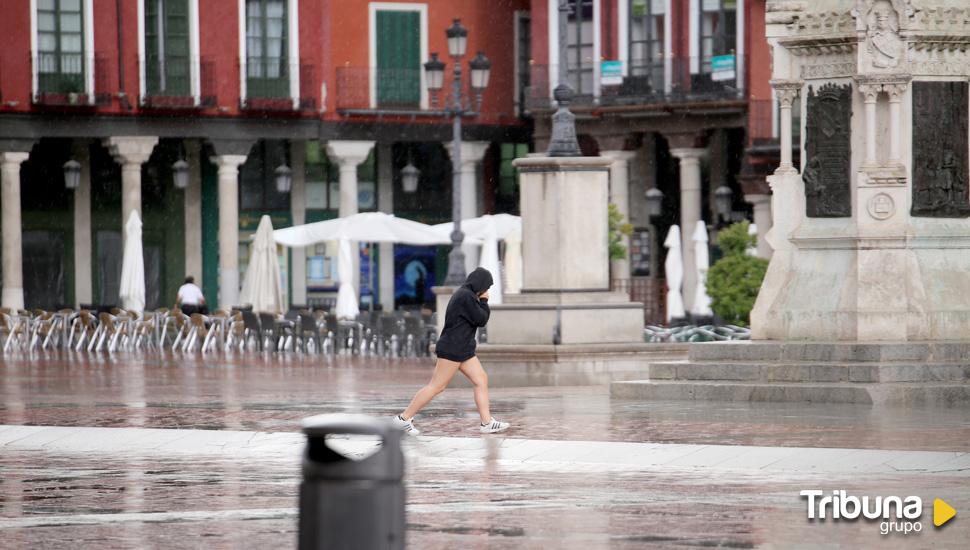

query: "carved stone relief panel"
left=911, top=81, right=970, bottom=218
left=803, top=83, right=853, bottom=218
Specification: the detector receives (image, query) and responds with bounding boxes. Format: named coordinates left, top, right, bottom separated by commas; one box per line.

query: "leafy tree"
left=706, top=221, right=768, bottom=326
left=608, top=203, right=634, bottom=261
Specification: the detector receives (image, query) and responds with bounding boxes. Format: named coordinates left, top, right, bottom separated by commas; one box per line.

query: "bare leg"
left=401, top=358, right=462, bottom=420
left=459, top=356, right=491, bottom=424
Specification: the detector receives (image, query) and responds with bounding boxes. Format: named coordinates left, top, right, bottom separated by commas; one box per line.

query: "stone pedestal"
left=486, top=156, right=644, bottom=347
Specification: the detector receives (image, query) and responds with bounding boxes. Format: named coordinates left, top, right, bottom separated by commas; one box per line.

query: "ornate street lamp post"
left=424, top=19, right=491, bottom=285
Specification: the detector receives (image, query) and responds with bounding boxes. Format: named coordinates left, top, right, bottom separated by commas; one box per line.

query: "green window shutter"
left=164, top=0, right=190, bottom=96
left=376, top=10, right=420, bottom=107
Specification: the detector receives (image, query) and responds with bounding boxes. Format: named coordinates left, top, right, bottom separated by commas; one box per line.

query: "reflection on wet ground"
left=2, top=451, right=967, bottom=549
left=2, top=353, right=969, bottom=452
left=1, top=352, right=969, bottom=548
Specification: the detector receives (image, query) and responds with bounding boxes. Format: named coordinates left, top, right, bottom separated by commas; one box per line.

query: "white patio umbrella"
left=274, top=212, right=455, bottom=247
left=477, top=224, right=503, bottom=304
left=432, top=214, right=522, bottom=241
left=504, top=228, right=523, bottom=294
left=664, top=225, right=685, bottom=322
left=335, top=239, right=358, bottom=319
left=239, top=215, right=284, bottom=314
left=119, top=211, right=145, bottom=313
left=691, top=220, right=713, bottom=317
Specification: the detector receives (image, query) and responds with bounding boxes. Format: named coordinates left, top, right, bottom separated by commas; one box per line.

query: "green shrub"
left=706, top=221, right=768, bottom=326
left=608, top=203, right=634, bottom=261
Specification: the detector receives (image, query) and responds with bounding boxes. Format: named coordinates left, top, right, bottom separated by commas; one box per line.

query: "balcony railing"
left=242, top=58, right=316, bottom=111
left=140, top=55, right=217, bottom=109
left=336, top=67, right=424, bottom=113
left=32, top=52, right=111, bottom=106
left=525, top=56, right=745, bottom=112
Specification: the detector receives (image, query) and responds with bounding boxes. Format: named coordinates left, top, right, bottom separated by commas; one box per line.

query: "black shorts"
left=435, top=351, right=476, bottom=363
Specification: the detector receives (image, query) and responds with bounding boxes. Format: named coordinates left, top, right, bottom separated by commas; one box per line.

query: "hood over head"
left=463, top=267, right=493, bottom=294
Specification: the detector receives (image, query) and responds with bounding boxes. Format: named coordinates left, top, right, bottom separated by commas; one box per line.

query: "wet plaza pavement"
left=1, top=353, right=969, bottom=548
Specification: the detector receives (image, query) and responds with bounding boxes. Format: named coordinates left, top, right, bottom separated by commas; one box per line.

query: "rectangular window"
left=246, top=0, right=288, bottom=99
left=376, top=10, right=420, bottom=108
left=566, top=0, right=594, bottom=96
left=700, top=0, right=736, bottom=74
left=145, top=0, right=191, bottom=97
left=629, top=0, right=665, bottom=87
left=36, top=0, right=85, bottom=94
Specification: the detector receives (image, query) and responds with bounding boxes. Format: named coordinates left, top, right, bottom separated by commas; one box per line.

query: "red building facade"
left=0, top=0, right=529, bottom=311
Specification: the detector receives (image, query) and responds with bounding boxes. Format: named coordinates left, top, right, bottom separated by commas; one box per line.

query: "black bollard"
left=299, top=414, right=405, bottom=550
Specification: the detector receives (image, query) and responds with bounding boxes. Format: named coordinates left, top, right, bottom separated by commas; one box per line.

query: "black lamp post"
left=425, top=19, right=491, bottom=286
left=172, top=159, right=189, bottom=189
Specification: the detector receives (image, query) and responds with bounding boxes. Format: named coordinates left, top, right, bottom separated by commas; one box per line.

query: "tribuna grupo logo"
left=801, top=490, right=957, bottom=536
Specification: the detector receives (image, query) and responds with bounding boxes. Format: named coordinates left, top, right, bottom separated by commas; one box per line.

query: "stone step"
left=611, top=379, right=970, bottom=406
left=647, top=361, right=970, bottom=384
left=688, top=341, right=970, bottom=363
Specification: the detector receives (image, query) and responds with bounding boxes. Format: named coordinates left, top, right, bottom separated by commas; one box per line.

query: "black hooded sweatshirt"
left=435, top=268, right=493, bottom=362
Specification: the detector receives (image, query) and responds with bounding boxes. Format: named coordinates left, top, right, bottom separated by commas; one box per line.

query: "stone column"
left=885, top=81, right=909, bottom=166
left=72, top=140, right=93, bottom=306
left=748, top=194, right=772, bottom=259
left=104, top=137, right=158, bottom=246
left=183, top=140, right=203, bottom=284
left=601, top=150, right=637, bottom=284
left=771, top=80, right=802, bottom=175
left=668, top=145, right=706, bottom=312
left=326, top=140, right=376, bottom=299
left=858, top=82, right=880, bottom=168
left=211, top=154, right=248, bottom=308
left=1, top=152, right=30, bottom=310
left=445, top=141, right=490, bottom=274
left=290, top=140, right=307, bottom=306
left=376, top=143, right=395, bottom=311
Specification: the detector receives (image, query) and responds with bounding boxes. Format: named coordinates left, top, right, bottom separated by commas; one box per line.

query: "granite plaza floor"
left=1, top=353, right=968, bottom=548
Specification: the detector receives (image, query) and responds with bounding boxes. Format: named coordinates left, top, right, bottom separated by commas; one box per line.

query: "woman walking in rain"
left=392, top=268, right=510, bottom=435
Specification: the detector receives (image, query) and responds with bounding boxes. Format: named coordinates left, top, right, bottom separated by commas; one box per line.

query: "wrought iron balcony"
left=32, top=52, right=111, bottom=107
left=242, top=58, right=316, bottom=111
left=336, top=67, right=427, bottom=114
left=140, top=55, right=217, bottom=109
left=524, top=56, right=746, bottom=112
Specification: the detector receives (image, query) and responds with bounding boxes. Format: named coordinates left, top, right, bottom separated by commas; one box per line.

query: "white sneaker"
left=480, top=418, right=510, bottom=434
left=391, top=415, right=420, bottom=436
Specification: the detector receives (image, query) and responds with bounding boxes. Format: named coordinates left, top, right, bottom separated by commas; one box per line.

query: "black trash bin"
left=299, top=414, right=405, bottom=550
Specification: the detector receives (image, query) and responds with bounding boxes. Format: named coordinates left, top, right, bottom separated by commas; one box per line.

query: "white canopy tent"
left=119, top=212, right=146, bottom=313
left=664, top=225, right=685, bottom=322
left=239, top=215, right=285, bottom=314
left=273, top=212, right=458, bottom=319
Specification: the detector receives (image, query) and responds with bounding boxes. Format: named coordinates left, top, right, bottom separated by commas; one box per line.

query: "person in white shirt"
left=176, top=276, right=206, bottom=315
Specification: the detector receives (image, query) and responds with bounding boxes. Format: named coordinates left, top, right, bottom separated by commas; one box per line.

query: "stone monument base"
left=487, top=291, right=645, bottom=345
left=463, top=343, right=688, bottom=387
left=611, top=341, right=970, bottom=406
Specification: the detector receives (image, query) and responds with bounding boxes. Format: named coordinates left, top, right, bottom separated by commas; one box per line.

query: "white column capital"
left=0, top=152, right=30, bottom=166
left=600, top=150, right=638, bottom=163
left=770, top=79, right=802, bottom=108
left=210, top=154, right=248, bottom=170
left=669, top=147, right=706, bottom=162
left=445, top=141, right=490, bottom=167
left=326, top=140, right=375, bottom=168
left=104, top=136, right=159, bottom=165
